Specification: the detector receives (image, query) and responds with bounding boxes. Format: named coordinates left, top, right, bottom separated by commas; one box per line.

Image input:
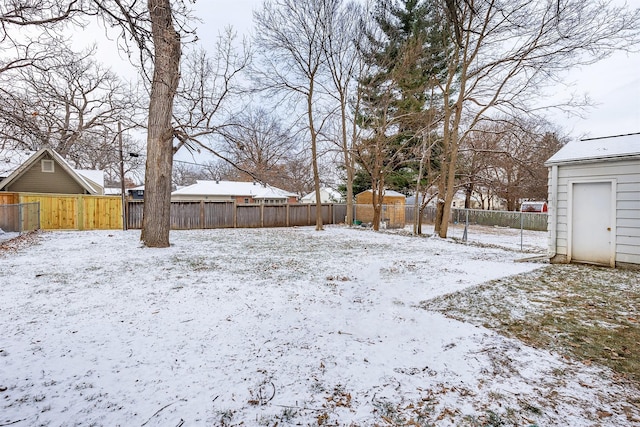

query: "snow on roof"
left=171, top=180, right=296, bottom=199
left=301, top=187, right=343, bottom=202
left=104, top=188, right=122, bottom=195
left=75, top=169, right=105, bottom=189
left=358, top=189, right=406, bottom=198
left=545, top=133, right=640, bottom=165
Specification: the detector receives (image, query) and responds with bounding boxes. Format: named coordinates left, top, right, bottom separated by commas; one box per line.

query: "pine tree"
left=355, top=0, right=448, bottom=229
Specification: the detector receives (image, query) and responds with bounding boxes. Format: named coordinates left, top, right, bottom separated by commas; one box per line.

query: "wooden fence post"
left=77, top=195, right=84, bottom=230
left=200, top=200, right=205, bottom=228
left=233, top=201, right=237, bottom=228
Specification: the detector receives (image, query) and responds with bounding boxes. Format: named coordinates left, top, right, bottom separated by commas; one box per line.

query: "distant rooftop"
left=171, top=180, right=296, bottom=199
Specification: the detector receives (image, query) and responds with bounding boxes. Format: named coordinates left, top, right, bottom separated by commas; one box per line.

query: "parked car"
left=520, top=201, right=548, bottom=213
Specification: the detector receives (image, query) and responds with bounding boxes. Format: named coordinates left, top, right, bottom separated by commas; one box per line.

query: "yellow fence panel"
left=20, top=194, right=77, bottom=229
left=82, top=196, right=123, bottom=230
left=17, top=193, right=122, bottom=230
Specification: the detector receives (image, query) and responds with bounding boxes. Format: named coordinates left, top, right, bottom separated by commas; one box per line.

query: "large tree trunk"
left=141, top=0, right=181, bottom=248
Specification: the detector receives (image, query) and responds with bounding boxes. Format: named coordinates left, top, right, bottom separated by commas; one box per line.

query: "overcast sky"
left=80, top=0, right=640, bottom=143
left=197, top=0, right=640, bottom=141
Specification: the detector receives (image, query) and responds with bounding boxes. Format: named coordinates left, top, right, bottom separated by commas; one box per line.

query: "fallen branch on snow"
left=141, top=399, right=187, bottom=426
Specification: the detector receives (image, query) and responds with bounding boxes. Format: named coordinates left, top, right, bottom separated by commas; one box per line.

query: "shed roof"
left=545, top=133, right=640, bottom=166
left=171, top=180, right=297, bottom=199
left=356, top=189, right=406, bottom=198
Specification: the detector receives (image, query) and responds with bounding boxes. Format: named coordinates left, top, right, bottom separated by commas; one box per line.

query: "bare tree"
left=0, top=1, right=85, bottom=74
left=172, top=29, right=251, bottom=154
left=1, top=1, right=198, bottom=247
left=0, top=46, right=138, bottom=155
left=217, top=108, right=301, bottom=186
left=433, top=0, right=640, bottom=237
left=322, top=0, right=366, bottom=225
left=254, top=0, right=340, bottom=231
left=171, top=161, right=210, bottom=187
left=460, top=118, right=567, bottom=210
left=139, top=0, right=182, bottom=247
left=67, top=129, right=145, bottom=187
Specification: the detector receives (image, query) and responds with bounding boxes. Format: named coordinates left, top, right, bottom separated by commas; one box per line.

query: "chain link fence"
left=405, top=205, right=547, bottom=231
left=0, top=202, right=40, bottom=233
left=403, top=205, right=548, bottom=252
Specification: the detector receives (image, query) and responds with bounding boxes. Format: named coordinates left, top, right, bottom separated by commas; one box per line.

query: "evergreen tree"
left=354, top=0, right=448, bottom=229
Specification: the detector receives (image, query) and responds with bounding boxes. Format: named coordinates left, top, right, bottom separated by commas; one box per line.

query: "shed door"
left=571, top=181, right=613, bottom=266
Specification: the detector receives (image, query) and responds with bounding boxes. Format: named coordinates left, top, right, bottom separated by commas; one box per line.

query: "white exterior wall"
left=171, top=194, right=235, bottom=202
left=549, top=158, right=640, bottom=266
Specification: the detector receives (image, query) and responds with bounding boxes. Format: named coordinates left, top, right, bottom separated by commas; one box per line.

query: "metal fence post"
left=462, top=209, right=468, bottom=242
left=520, top=211, right=524, bottom=251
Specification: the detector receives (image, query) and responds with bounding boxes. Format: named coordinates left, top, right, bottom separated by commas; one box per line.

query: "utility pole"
left=118, top=122, right=127, bottom=231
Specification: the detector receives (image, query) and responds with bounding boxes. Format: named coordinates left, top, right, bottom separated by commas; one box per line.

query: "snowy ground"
left=0, top=228, right=19, bottom=243
left=0, top=226, right=635, bottom=426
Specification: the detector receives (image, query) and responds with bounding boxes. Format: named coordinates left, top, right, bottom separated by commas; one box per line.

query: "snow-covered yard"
left=0, top=228, right=19, bottom=243
left=0, top=226, right=636, bottom=426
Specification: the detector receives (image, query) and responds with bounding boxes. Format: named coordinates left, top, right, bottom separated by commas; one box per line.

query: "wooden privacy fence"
left=0, top=192, right=19, bottom=205
left=0, top=192, right=122, bottom=230
left=0, top=202, right=40, bottom=232
left=127, top=201, right=348, bottom=230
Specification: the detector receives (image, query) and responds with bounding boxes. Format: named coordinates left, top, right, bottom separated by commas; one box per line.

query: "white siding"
left=550, top=158, right=640, bottom=266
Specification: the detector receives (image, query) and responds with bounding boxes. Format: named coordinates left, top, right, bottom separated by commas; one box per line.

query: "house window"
left=41, top=160, right=54, bottom=173
left=244, top=198, right=250, bottom=204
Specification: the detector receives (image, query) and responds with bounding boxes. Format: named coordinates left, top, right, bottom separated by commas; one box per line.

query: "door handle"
left=607, top=227, right=611, bottom=231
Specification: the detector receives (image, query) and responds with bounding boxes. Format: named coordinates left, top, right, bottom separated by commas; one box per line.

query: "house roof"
left=545, top=133, right=640, bottom=166
left=0, top=148, right=103, bottom=194
left=171, top=180, right=297, bottom=199
left=301, top=187, right=343, bottom=202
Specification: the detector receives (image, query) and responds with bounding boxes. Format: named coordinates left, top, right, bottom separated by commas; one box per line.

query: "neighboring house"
left=104, top=188, right=123, bottom=196
left=406, top=189, right=505, bottom=210
left=171, top=180, right=298, bottom=204
left=545, top=133, right=640, bottom=268
left=301, top=187, right=344, bottom=204
left=0, top=148, right=104, bottom=195
left=128, top=185, right=145, bottom=200
left=355, top=189, right=406, bottom=228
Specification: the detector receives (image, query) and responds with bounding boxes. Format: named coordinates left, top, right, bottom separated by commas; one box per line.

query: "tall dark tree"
left=356, top=0, right=447, bottom=230
left=140, top=0, right=182, bottom=248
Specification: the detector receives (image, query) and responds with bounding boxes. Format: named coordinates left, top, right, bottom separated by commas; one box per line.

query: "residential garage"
left=545, top=133, right=640, bottom=268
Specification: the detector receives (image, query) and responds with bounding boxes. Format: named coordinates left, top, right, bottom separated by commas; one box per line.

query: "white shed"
left=545, top=133, right=640, bottom=268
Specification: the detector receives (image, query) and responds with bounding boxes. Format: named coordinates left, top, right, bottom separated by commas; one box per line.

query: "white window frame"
left=41, top=159, right=55, bottom=173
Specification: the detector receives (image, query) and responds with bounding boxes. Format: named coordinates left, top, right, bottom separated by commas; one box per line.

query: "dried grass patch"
left=421, top=264, right=640, bottom=385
